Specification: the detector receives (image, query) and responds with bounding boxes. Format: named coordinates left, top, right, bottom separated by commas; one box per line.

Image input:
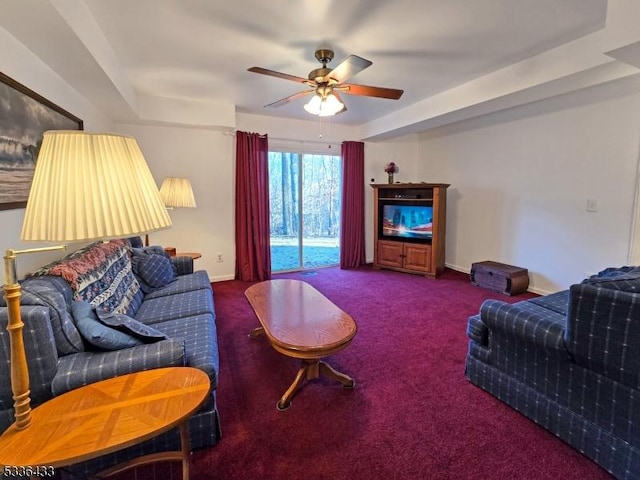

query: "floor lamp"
left=4, top=130, right=171, bottom=430
left=145, top=177, right=197, bottom=247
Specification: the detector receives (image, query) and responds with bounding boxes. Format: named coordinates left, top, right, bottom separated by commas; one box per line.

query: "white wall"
left=364, top=136, right=420, bottom=261
left=114, top=123, right=235, bottom=281
left=0, top=27, right=113, bottom=284
left=417, top=76, right=640, bottom=294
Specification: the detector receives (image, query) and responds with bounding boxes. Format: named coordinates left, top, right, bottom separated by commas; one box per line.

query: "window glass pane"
left=269, top=150, right=341, bottom=272
left=301, top=154, right=341, bottom=269
left=269, top=152, right=300, bottom=272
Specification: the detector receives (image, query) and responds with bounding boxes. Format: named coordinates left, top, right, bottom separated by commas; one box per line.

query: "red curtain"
left=340, top=141, right=366, bottom=268
left=235, top=131, right=271, bottom=281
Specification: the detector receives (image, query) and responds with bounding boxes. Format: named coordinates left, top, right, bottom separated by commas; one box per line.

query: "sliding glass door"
left=268, top=151, right=341, bottom=272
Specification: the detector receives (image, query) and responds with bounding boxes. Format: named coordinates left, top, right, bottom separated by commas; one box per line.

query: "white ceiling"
left=1, top=0, right=610, bottom=127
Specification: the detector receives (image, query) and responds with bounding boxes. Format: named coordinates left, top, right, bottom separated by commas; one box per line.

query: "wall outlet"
left=216, top=252, right=223, bottom=263
left=586, top=198, right=598, bottom=212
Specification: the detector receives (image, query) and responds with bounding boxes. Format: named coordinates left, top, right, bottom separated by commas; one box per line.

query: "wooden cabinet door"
left=403, top=244, right=431, bottom=273
left=377, top=241, right=404, bottom=268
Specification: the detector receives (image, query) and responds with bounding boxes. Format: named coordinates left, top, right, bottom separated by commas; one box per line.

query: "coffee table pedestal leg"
left=277, top=359, right=355, bottom=411
left=249, top=327, right=264, bottom=338
left=318, top=361, right=355, bottom=388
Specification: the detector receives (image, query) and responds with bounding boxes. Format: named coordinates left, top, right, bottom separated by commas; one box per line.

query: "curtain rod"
left=224, top=131, right=344, bottom=148
left=267, top=136, right=340, bottom=146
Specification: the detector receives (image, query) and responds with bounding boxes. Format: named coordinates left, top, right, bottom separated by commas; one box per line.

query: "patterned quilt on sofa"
left=31, top=240, right=143, bottom=316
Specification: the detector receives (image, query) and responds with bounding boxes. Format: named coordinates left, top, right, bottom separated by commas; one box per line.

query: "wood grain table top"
left=0, top=367, right=210, bottom=468
left=244, top=279, right=357, bottom=354
left=176, top=252, right=202, bottom=260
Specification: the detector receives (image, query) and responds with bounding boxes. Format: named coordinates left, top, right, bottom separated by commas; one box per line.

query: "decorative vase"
left=388, top=173, right=394, bottom=184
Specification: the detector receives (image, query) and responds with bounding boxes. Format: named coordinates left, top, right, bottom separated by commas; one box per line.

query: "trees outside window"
left=268, top=151, right=341, bottom=271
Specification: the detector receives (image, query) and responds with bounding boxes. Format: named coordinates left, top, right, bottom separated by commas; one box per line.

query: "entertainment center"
left=371, top=183, right=449, bottom=277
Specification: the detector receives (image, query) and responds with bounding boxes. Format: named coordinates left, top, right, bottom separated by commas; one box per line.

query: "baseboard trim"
left=211, top=274, right=235, bottom=282
left=444, top=263, right=470, bottom=274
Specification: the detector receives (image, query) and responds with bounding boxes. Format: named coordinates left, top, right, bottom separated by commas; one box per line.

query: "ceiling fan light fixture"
left=303, top=94, right=322, bottom=115
left=250, top=48, right=403, bottom=115
left=322, top=93, right=344, bottom=115
left=303, top=92, right=344, bottom=116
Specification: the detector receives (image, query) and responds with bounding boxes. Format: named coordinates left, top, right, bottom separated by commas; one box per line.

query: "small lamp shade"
left=159, top=177, right=197, bottom=208
left=21, top=131, right=172, bottom=242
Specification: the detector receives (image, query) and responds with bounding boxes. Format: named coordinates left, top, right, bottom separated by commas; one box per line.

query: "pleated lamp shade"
left=21, top=131, right=172, bottom=242
left=159, top=177, right=197, bottom=208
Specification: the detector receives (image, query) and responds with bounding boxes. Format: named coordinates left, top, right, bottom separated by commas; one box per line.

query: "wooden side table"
left=0, top=367, right=210, bottom=479
left=176, top=252, right=202, bottom=260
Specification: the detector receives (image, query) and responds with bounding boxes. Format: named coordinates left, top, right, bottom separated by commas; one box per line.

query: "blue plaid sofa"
left=465, top=267, right=640, bottom=479
left=0, top=238, right=221, bottom=477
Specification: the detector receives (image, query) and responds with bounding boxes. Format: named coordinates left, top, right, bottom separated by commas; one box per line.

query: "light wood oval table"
left=245, top=279, right=357, bottom=410
left=0, top=367, right=210, bottom=479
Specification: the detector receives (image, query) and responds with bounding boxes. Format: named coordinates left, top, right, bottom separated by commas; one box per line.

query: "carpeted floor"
left=123, top=266, right=613, bottom=479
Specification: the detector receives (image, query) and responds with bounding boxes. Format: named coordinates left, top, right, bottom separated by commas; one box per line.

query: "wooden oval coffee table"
left=0, top=367, right=210, bottom=479
left=245, top=279, right=357, bottom=410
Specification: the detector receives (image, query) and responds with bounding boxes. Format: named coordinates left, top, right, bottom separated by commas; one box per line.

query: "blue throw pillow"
left=71, top=301, right=143, bottom=350
left=132, top=245, right=167, bottom=256
left=131, top=252, right=177, bottom=293
left=96, top=310, right=168, bottom=342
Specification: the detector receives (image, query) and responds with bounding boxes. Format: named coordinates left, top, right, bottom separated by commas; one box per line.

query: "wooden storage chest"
left=470, top=261, right=529, bottom=296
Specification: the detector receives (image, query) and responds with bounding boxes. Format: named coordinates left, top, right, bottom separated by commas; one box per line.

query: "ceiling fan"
left=248, top=48, right=404, bottom=116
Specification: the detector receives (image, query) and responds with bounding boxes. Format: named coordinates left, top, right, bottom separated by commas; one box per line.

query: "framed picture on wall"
left=0, top=71, right=83, bottom=210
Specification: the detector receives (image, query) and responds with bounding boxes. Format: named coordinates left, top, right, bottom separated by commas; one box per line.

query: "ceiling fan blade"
left=325, top=55, right=372, bottom=83
left=248, top=67, right=310, bottom=84
left=265, top=89, right=314, bottom=108
left=338, top=83, right=404, bottom=100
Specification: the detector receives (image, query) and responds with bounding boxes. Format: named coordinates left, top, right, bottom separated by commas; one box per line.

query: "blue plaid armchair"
left=466, top=268, right=640, bottom=480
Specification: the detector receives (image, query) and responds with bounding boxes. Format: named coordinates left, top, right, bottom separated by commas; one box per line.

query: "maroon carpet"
left=132, top=266, right=613, bottom=479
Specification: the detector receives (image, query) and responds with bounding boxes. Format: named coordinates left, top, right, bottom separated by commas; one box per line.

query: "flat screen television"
left=379, top=203, right=433, bottom=243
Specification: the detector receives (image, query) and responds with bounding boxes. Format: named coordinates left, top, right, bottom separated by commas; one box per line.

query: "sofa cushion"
left=132, top=253, right=177, bottom=293
left=152, top=313, right=219, bottom=388
left=72, top=301, right=143, bottom=350
left=143, top=271, right=211, bottom=300
left=134, top=289, right=215, bottom=325
left=528, top=290, right=570, bottom=315
left=566, top=284, right=640, bottom=389
left=582, top=274, right=640, bottom=293
left=96, top=310, right=168, bottom=342
left=589, top=265, right=640, bottom=278
left=581, top=266, right=640, bottom=293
